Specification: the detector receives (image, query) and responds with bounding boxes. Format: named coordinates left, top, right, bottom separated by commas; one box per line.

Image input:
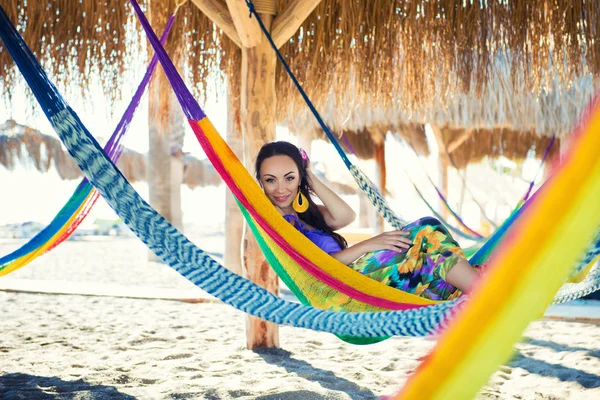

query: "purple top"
left=284, top=215, right=342, bottom=255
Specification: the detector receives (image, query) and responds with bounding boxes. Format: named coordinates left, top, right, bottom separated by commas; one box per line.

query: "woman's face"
left=259, top=155, right=300, bottom=211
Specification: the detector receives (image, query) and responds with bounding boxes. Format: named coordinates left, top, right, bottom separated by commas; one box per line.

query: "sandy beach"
left=1, top=237, right=599, bottom=399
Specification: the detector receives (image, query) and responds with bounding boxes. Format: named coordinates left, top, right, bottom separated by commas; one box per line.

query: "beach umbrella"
left=0, top=119, right=220, bottom=188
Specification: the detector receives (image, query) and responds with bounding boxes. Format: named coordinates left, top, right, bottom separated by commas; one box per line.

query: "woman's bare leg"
left=445, top=259, right=480, bottom=294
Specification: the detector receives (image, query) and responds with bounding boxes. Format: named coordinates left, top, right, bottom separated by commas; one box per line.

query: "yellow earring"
left=293, top=191, right=309, bottom=213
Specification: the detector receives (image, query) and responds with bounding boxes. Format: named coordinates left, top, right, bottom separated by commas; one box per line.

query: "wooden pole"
left=148, top=0, right=184, bottom=261
left=201, top=0, right=321, bottom=349
left=439, top=158, right=450, bottom=220
left=226, top=0, right=263, bottom=47
left=457, top=166, right=468, bottom=218
left=271, top=0, right=323, bottom=48
left=190, top=0, right=241, bottom=46
left=373, top=141, right=386, bottom=233
left=359, top=193, right=371, bottom=228
left=224, top=82, right=244, bottom=276
left=431, top=125, right=450, bottom=221
left=234, top=3, right=279, bottom=349
left=447, top=129, right=474, bottom=154
left=169, top=141, right=184, bottom=231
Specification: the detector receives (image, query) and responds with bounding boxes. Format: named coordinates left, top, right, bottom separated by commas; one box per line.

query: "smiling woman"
left=255, top=141, right=350, bottom=253
left=255, top=141, right=483, bottom=301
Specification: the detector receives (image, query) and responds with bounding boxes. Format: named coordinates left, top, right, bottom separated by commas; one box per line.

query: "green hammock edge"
left=237, top=202, right=389, bottom=345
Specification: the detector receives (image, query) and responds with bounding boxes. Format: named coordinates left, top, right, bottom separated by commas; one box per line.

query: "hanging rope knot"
left=245, top=0, right=255, bottom=18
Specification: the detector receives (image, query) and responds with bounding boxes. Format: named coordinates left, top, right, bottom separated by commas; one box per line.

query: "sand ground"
left=1, top=238, right=599, bottom=399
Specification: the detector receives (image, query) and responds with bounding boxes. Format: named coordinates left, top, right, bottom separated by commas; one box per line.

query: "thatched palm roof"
left=0, top=0, right=222, bottom=108
left=438, top=127, right=560, bottom=170
left=0, top=119, right=82, bottom=179
left=0, top=119, right=220, bottom=187
left=1, top=1, right=598, bottom=148
left=231, top=1, right=600, bottom=137
left=307, top=121, right=557, bottom=171
left=282, top=65, right=597, bottom=139
left=307, top=122, right=430, bottom=160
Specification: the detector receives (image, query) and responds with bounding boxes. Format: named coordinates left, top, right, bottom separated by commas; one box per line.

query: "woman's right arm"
left=331, top=230, right=413, bottom=265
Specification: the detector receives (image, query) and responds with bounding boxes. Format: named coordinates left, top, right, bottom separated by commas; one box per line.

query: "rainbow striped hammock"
left=1, top=0, right=599, bottom=348
left=129, top=0, right=600, bottom=328
left=3, top=5, right=600, bottom=398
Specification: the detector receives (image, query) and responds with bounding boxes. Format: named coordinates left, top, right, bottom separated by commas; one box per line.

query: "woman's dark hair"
left=255, top=141, right=348, bottom=250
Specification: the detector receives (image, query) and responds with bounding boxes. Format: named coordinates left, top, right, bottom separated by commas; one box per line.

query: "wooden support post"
left=373, top=141, right=386, bottom=233
left=226, top=0, right=263, bottom=48
left=239, top=10, right=279, bottom=349
left=447, top=129, right=474, bottom=154
left=359, top=193, right=371, bottom=229
left=431, top=125, right=450, bottom=221
left=559, top=136, right=568, bottom=164
left=439, top=157, right=450, bottom=220
left=181, top=0, right=321, bottom=349
left=224, top=82, right=243, bottom=276
left=169, top=146, right=184, bottom=231
left=457, top=166, right=467, bottom=219
left=148, top=0, right=184, bottom=261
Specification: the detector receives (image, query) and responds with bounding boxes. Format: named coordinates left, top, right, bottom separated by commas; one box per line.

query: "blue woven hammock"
left=0, top=2, right=464, bottom=339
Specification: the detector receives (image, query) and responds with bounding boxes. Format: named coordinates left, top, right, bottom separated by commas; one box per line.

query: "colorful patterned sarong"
left=351, top=217, right=482, bottom=301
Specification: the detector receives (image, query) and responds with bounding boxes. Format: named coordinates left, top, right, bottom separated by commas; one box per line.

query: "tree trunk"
left=240, top=13, right=279, bottom=349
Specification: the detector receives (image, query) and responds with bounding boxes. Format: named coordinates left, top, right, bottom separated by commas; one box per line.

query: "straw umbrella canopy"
left=0, top=119, right=220, bottom=187
left=306, top=122, right=430, bottom=161
left=306, top=119, right=560, bottom=172
left=436, top=127, right=561, bottom=170
left=1, top=1, right=598, bottom=135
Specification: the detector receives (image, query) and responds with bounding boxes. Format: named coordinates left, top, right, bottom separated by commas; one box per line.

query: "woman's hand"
left=360, top=230, right=413, bottom=253
left=330, top=230, right=413, bottom=265
left=300, top=149, right=355, bottom=229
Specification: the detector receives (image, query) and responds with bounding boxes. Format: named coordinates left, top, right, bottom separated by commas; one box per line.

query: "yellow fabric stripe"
left=0, top=192, right=92, bottom=276
left=256, top=221, right=388, bottom=312
left=197, top=118, right=436, bottom=306
left=397, top=110, right=600, bottom=399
